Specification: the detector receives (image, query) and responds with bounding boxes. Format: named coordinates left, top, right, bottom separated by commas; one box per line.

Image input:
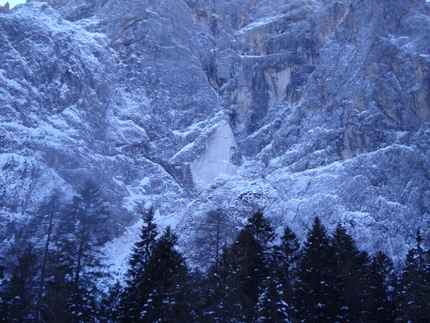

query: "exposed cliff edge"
left=0, top=2, right=10, bottom=14
left=1, top=0, right=429, bottom=269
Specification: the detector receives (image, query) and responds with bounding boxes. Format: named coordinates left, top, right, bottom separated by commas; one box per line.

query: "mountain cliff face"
left=1, top=0, right=429, bottom=268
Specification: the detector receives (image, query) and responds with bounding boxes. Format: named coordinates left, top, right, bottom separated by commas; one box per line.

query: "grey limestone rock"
left=0, top=0, right=429, bottom=270
left=0, top=2, right=10, bottom=14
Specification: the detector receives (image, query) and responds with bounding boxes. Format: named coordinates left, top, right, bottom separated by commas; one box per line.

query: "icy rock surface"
left=190, top=121, right=238, bottom=192
left=0, top=0, right=429, bottom=269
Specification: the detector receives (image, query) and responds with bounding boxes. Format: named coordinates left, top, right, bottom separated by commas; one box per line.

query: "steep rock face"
left=1, top=3, right=115, bottom=211
left=0, top=2, right=10, bottom=14
left=180, top=0, right=430, bottom=266
left=0, top=2, right=189, bottom=233
left=0, top=0, right=429, bottom=269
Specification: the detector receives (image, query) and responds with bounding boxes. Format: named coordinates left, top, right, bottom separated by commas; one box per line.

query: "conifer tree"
left=184, top=268, right=207, bottom=321
left=196, top=209, right=228, bottom=273
left=47, top=206, right=78, bottom=322
left=101, top=281, right=124, bottom=322
left=278, top=226, right=300, bottom=285
left=294, top=217, right=341, bottom=323
left=397, top=229, right=430, bottom=322
left=365, top=251, right=397, bottom=323
left=203, top=244, right=236, bottom=322
left=143, top=226, right=190, bottom=322
left=330, top=224, right=368, bottom=322
left=0, top=191, right=69, bottom=323
left=0, top=244, right=39, bottom=323
left=256, top=225, right=300, bottom=323
left=118, top=208, right=158, bottom=322
left=230, top=229, right=265, bottom=320
left=244, top=210, right=276, bottom=251
left=53, top=180, right=110, bottom=322
left=229, top=210, right=276, bottom=321
left=119, top=219, right=191, bottom=322
left=257, top=273, right=290, bottom=323
left=275, top=225, right=301, bottom=322
left=34, top=190, right=63, bottom=322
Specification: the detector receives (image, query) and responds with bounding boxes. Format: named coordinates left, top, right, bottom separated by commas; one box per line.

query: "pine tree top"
left=245, top=210, right=275, bottom=246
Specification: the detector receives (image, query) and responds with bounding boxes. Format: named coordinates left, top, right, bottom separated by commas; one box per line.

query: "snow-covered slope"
left=1, top=0, right=429, bottom=269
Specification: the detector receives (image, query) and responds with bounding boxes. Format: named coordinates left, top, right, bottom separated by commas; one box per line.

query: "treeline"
left=0, top=180, right=113, bottom=323
left=1, top=194, right=429, bottom=322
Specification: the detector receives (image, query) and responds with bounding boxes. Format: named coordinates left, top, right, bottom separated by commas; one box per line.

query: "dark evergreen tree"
left=0, top=191, right=69, bottom=323
left=0, top=244, right=39, bottom=323
left=230, top=229, right=265, bottom=321
left=275, top=225, right=301, bottom=321
left=278, top=226, right=300, bottom=287
left=52, top=180, right=110, bottom=322
left=244, top=210, right=276, bottom=251
left=143, top=226, right=191, bottom=322
left=46, top=205, right=78, bottom=322
left=256, top=225, right=301, bottom=323
left=330, top=224, right=369, bottom=322
left=202, top=244, right=237, bottom=322
left=365, top=251, right=397, bottom=323
left=129, top=208, right=158, bottom=270
left=101, top=280, right=124, bottom=322
left=397, top=229, right=430, bottom=322
left=33, top=190, right=63, bottom=322
left=118, top=208, right=158, bottom=322
left=294, top=217, right=341, bottom=323
left=184, top=268, right=207, bottom=321
left=194, top=209, right=229, bottom=273
left=118, top=218, right=191, bottom=322
left=209, top=209, right=226, bottom=273
left=351, top=250, right=371, bottom=322
left=257, top=273, right=290, bottom=323
left=229, top=210, right=276, bottom=322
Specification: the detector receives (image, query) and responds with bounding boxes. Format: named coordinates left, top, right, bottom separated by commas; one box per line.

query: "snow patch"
left=190, top=121, right=238, bottom=192
left=101, top=218, right=143, bottom=286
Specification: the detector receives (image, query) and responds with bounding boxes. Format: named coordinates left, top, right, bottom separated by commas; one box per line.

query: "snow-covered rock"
left=0, top=0, right=429, bottom=269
